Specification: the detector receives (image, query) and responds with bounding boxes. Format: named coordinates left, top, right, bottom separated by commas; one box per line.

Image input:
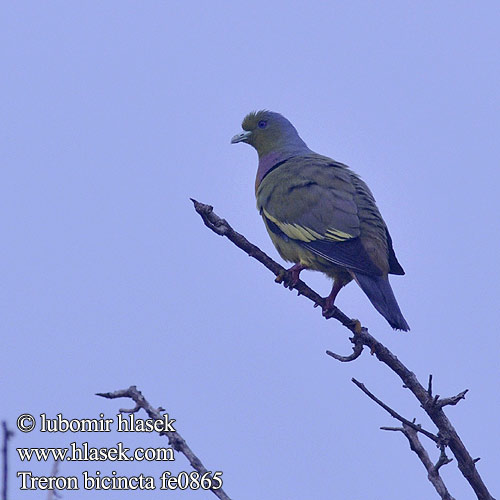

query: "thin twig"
left=2, top=422, right=13, bottom=500
left=97, top=386, right=232, bottom=500
left=352, top=379, right=439, bottom=442
left=46, top=461, right=61, bottom=500
left=435, top=390, right=469, bottom=409
left=435, top=445, right=454, bottom=472
left=383, top=423, right=455, bottom=500
left=326, top=335, right=364, bottom=362
left=192, top=199, right=496, bottom=500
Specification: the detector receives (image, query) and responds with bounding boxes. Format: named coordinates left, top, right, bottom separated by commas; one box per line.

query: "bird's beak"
left=230, top=130, right=252, bottom=144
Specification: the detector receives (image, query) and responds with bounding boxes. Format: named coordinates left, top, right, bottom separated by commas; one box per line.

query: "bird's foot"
left=323, top=295, right=335, bottom=311
left=275, top=263, right=305, bottom=289
left=322, top=299, right=335, bottom=317
left=321, top=281, right=343, bottom=317
left=322, top=304, right=339, bottom=318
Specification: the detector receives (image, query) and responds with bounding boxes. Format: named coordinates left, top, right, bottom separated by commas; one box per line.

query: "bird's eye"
left=258, top=120, right=267, bottom=129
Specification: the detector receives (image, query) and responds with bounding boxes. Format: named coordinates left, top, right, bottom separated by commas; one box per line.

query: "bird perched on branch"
left=231, top=110, right=409, bottom=331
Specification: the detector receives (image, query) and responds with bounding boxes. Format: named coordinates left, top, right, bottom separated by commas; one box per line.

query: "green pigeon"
left=231, top=110, right=409, bottom=331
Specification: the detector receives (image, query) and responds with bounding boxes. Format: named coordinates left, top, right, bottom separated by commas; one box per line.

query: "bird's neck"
left=255, top=147, right=310, bottom=192
left=255, top=152, right=291, bottom=192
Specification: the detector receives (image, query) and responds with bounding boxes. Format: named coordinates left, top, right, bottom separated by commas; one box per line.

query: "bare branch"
left=97, top=386, right=232, bottom=500
left=434, top=390, right=469, bottom=409
left=352, top=379, right=439, bottom=443
left=435, top=445, right=454, bottom=472
left=191, top=199, right=359, bottom=333
left=46, top=461, right=62, bottom=500
left=192, top=199, right=496, bottom=500
left=2, top=422, right=14, bottom=500
left=326, top=335, right=364, bottom=362
left=386, top=423, right=455, bottom=500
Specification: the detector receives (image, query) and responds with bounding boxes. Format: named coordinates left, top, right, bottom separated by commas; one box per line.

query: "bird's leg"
left=322, top=281, right=363, bottom=330
left=323, top=280, right=343, bottom=311
left=288, top=263, right=305, bottom=286
left=275, top=263, right=306, bottom=289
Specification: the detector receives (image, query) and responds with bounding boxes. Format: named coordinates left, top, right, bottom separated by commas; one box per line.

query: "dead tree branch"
left=351, top=378, right=439, bottom=443
left=353, top=379, right=454, bottom=498
left=1, top=422, right=13, bottom=500
left=383, top=423, right=455, bottom=500
left=46, top=461, right=62, bottom=500
left=97, top=386, right=232, bottom=500
left=192, top=198, right=495, bottom=500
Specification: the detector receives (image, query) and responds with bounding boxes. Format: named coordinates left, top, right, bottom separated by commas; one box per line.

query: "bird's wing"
left=349, top=169, right=405, bottom=276
left=385, top=228, right=405, bottom=275
left=257, top=156, right=383, bottom=276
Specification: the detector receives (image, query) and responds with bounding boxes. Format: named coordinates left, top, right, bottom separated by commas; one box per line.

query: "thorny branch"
left=192, top=198, right=495, bottom=500
left=97, top=386, right=232, bottom=500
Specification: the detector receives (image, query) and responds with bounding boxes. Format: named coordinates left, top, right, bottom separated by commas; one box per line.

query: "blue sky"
left=2, top=1, right=499, bottom=498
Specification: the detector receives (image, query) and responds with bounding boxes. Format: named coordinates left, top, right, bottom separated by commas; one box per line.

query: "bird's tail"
left=353, top=273, right=410, bottom=331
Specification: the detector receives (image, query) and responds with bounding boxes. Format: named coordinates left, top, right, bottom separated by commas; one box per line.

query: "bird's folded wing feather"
left=257, top=158, right=383, bottom=276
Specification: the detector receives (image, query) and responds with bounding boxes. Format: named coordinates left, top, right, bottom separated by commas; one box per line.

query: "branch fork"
left=98, top=386, right=231, bottom=500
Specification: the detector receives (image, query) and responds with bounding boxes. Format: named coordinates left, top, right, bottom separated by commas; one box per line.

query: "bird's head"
left=231, top=110, right=309, bottom=158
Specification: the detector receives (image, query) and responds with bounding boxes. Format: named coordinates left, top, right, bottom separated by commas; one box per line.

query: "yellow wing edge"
left=262, top=208, right=354, bottom=243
